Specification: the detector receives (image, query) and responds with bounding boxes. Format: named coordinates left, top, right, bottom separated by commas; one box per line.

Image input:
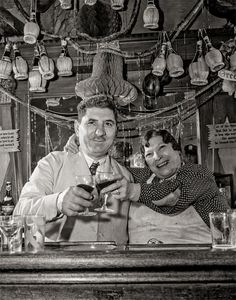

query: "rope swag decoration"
left=0, top=75, right=221, bottom=139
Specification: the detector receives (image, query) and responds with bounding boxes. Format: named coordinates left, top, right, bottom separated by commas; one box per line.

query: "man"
left=184, top=144, right=198, bottom=164
left=14, top=96, right=132, bottom=244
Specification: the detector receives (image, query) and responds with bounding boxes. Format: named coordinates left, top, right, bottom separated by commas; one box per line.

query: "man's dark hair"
left=140, top=129, right=181, bottom=157
left=77, top=95, right=118, bottom=122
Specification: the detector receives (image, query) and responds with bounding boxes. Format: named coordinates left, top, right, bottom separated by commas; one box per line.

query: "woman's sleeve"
left=136, top=164, right=228, bottom=216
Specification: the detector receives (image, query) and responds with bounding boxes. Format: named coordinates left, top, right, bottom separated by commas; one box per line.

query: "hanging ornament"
left=24, top=0, right=40, bottom=44
left=159, top=68, right=172, bottom=86
left=188, top=39, right=209, bottom=86
left=12, top=43, right=28, bottom=81
left=0, top=76, right=16, bottom=93
left=152, top=42, right=167, bottom=77
left=143, top=0, right=159, bottom=29
left=142, top=72, right=161, bottom=97
left=38, top=42, right=55, bottom=80
left=56, top=39, right=73, bottom=77
left=202, top=30, right=225, bottom=72
left=29, top=44, right=47, bottom=93
left=110, top=0, right=124, bottom=10
left=143, top=94, right=158, bottom=110
left=0, top=42, right=12, bottom=80
left=166, top=40, right=184, bottom=78
left=59, top=0, right=72, bottom=9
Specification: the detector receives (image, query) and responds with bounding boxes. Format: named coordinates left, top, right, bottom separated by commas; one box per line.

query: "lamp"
left=188, top=40, right=209, bottom=86
left=24, top=0, right=40, bottom=44
left=56, top=39, right=73, bottom=76
left=143, top=0, right=159, bottom=29
left=29, top=45, right=46, bottom=93
left=166, top=41, right=184, bottom=78
left=152, top=42, right=167, bottom=76
left=202, top=30, right=225, bottom=72
left=38, top=42, right=54, bottom=80
left=0, top=42, right=12, bottom=80
left=12, top=43, right=28, bottom=80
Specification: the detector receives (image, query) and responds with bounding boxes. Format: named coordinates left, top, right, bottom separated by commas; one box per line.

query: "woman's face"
left=144, top=135, right=182, bottom=180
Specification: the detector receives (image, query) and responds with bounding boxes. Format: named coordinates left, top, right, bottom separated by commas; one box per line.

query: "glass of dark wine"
left=75, top=174, right=97, bottom=217
left=95, top=171, right=116, bottom=213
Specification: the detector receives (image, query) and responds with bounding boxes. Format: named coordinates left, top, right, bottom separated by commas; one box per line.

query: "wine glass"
left=95, top=171, right=117, bottom=213
left=75, top=174, right=97, bottom=217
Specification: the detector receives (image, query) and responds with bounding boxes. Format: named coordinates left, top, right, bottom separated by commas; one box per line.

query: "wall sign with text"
left=0, top=129, right=20, bottom=152
left=207, top=118, right=236, bottom=149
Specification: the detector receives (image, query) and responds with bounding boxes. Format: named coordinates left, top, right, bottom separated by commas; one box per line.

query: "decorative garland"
left=0, top=73, right=221, bottom=139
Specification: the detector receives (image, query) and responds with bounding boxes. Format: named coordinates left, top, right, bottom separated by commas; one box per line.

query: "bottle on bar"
left=1, top=181, right=15, bottom=216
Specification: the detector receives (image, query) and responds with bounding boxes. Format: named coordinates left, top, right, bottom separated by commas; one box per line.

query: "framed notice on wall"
left=0, top=129, right=20, bottom=152
left=207, top=117, right=236, bottom=149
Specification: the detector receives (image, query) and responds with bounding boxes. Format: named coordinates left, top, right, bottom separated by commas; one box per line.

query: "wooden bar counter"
left=0, top=243, right=236, bottom=300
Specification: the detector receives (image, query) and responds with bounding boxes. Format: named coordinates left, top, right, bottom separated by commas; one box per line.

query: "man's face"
left=144, top=135, right=181, bottom=180
left=75, top=107, right=117, bottom=160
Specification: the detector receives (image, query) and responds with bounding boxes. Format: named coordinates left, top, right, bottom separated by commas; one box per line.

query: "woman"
left=103, top=129, right=229, bottom=244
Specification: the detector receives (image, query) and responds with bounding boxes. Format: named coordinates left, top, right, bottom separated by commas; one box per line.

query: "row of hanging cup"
left=188, top=29, right=225, bottom=86
left=0, top=42, right=28, bottom=81
left=0, top=38, right=73, bottom=86
left=28, top=40, right=73, bottom=93
left=59, top=0, right=125, bottom=10
left=84, top=0, right=125, bottom=10
left=152, top=31, right=184, bottom=78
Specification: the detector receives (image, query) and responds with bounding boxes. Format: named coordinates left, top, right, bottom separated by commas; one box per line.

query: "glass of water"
left=24, top=215, right=45, bottom=253
left=0, top=215, right=23, bottom=254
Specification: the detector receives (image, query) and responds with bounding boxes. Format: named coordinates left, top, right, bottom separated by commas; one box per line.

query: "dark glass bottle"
left=1, top=181, right=15, bottom=216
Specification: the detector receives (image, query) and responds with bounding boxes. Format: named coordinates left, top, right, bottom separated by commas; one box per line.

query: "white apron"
left=129, top=202, right=211, bottom=244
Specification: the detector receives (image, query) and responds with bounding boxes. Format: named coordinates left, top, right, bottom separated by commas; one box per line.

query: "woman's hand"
left=64, top=134, right=79, bottom=154
left=152, top=188, right=181, bottom=206
left=100, top=174, right=140, bottom=202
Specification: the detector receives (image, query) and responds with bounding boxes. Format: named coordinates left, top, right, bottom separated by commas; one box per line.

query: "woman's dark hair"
left=77, top=95, right=118, bottom=123
left=140, top=129, right=181, bottom=157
